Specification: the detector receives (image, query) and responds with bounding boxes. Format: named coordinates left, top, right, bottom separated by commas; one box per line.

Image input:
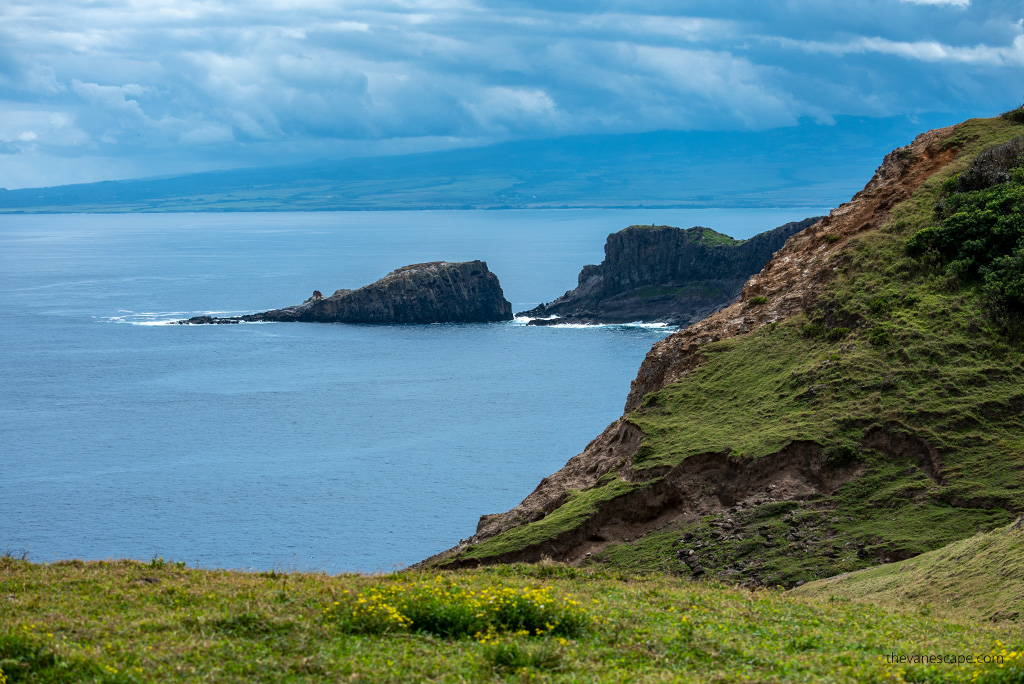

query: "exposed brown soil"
left=861, top=426, right=945, bottom=485
left=439, top=440, right=863, bottom=569
left=472, top=419, right=644, bottom=540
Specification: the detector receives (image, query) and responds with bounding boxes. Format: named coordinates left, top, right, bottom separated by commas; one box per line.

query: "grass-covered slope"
left=1, top=557, right=1022, bottom=683
left=436, top=112, right=1024, bottom=588
left=795, top=516, right=1024, bottom=624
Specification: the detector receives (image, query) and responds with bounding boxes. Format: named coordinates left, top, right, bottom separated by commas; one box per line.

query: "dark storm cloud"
left=0, top=0, right=1020, bottom=186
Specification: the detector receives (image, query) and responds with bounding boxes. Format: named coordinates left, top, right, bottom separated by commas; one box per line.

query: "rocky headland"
left=519, top=217, right=820, bottom=326
left=418, top=113, right=1024, bottom=588
left=179, top=260, right=513, bottom=325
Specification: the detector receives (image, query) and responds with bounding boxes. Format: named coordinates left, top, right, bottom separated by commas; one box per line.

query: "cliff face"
left=520, top=218, right=819, bottom=325
left=418, top=113, right=1024, bottom=586
left=182, top=260, right=513, bottom=325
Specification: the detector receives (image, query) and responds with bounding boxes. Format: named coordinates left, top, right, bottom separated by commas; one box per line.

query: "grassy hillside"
left=796, top=517, right=1024, bottom=624
left=1, top=557, right=1022, bottom=683
left=439, top=112, right=1024, bottom=587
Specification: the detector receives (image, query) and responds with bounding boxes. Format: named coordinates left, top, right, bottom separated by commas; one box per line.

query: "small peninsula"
left=179, top=260, right=513, bottom=325
left=519, top=217, right=820, bottom=326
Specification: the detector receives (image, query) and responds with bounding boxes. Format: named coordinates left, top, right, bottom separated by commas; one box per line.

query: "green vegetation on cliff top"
left=445, top=113, right=1024, bottom=586
left=622, top=224, right=742, bottom=248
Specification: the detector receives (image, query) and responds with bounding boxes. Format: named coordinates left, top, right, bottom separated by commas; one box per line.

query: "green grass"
left=2, top=558, right=1023, bottom=683
left=452, top=477, right=644, bottom=563
left=436, top=113, right=1024, bottom=584
left=796, top=518, right=1024, bottom=624
left=622, top=225, right=742, bottom=248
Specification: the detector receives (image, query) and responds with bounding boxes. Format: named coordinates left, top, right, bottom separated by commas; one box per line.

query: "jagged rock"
left=179, top=260, right=513, bottom=325
left=518, top=218, right=820, bottom=326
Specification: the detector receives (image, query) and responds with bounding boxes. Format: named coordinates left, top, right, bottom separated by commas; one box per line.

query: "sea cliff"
left=519, top=218, right=820, bottom=326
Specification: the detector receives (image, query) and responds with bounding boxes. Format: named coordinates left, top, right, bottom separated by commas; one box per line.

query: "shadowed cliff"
left=520, top=217, right=820, bottom=326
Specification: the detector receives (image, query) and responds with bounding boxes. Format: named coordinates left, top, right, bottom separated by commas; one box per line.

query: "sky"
left=0, top=0, right=1022, bottom=189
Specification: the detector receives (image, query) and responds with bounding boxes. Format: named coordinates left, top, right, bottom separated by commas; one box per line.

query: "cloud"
left=901, top=0, right=969, bottom=6
left=0, top=0, right=1022, bottom=187
left=0, top=106, right=90, bottom=154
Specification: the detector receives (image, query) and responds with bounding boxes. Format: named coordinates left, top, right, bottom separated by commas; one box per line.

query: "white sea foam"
left=102, top=311, right=247, bottom=326
left=540, top=321, right=673, bottom=329
left=511, top=316, right=673, bottom=330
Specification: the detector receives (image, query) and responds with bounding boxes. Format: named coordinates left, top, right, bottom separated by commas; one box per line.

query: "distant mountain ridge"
left=0, top=116, right=952, bottom=213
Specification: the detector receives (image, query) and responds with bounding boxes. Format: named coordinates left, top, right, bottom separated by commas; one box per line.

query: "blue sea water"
left=0, top=208, right=827, bottom=573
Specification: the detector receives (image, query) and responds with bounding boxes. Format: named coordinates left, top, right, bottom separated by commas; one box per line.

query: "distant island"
left=179, top=261, right=513, bottom=325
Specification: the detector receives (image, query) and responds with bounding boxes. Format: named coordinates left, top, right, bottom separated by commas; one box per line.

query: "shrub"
left=824, top=235, right=841, bottom=243
left=907, top=149, right=1024, bottom=316
left=749, top=296, right=769, bottom=305
left=322, top=576, right=589, bottom=639
left=803, top=323, right=825, bottom=339
left=867, top=297, right=889, bottom=315
left=945, top=137, right=1024, bottom=193
left=867, top=325, right=893, bottom=347
left=1001, top=105, right=1024, bottom=125
left=825, top=327, right=850, bottom=342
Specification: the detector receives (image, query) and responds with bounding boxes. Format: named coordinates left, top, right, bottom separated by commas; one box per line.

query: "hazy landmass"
left=0, top=117, right=949, bottom=213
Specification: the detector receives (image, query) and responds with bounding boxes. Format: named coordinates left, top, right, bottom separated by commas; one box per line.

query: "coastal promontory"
left=180, top=260, right=514, bottom=325
left=520, top=217, right=820, bottom=326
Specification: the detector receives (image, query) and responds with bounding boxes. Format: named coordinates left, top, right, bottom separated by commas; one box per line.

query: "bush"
left=825, top=327, right=850, bottom=342
left=803, top=323, right=825, bottom=339
left=867, top=325, right=893, bottom=347
left=945, top=137, right=1024, bottom=193
left=867, top=297, right=889, bottom=315
left=749, top=296, right=769, bottom=305
left=982, top=245, right=1024, bottom=323
left=1001, top=105, right=1024, bottom=125
left=907, top=152, right=1024, bottom=316
left=322, top=576, right=589, bottom=639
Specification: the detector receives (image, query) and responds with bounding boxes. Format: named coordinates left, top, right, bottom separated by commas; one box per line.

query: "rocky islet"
left=178, top=260, right=513, bottom=325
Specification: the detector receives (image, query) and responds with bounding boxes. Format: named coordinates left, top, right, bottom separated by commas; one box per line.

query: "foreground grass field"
left=1, top=557, right=1021, bottom=683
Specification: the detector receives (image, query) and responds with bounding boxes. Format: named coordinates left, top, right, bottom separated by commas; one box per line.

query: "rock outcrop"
left=519, top=218, right=820, bottom=326
left=179, top=260, right=513, bottom=325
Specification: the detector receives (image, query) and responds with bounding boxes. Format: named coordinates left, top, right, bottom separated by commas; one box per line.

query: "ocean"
left=0, top=208, right=826, bottom=572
